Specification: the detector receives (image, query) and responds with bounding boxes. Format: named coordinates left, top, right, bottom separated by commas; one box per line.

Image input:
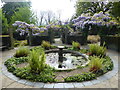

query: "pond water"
left=46, top=52, right=89, bottom=70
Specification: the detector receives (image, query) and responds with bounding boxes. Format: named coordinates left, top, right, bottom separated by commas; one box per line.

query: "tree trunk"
left=9, top=28, right=14, bottom=49
left=28, top=29, right=32, bottom=46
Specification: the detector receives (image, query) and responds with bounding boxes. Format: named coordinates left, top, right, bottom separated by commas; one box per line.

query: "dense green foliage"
left=64, top=72, right=96, bottom=82
left=4, top=45, right=114, bottom=83
left=14, top=46, right=30, bottom=57
left=75, top=2, right=112, bottom=17
left=11, top=7, right=37, bottom=24
left=41, top=41, right=51, bottom=50
left=4, top=57, right=28, bottom=72
left=102, top=56, right=114, bottom=73
left=0, top=9, right=8, bottom=34
left=89, top=56, right=103, bottom=73
left=29, top=49, right=46, bottom=73
left=13, top=66, right=55, bottom=82
left=2, top=1, right=31, bottom=24
left=72, top=41, right=80, bottom=50
left=14, top=40, right=28, bottom=47
left=79, top=49, right=88, bottom=54
left=4, top=57, right=55, bottom=83
left=110, top=2, right=120, bottom=22
left=89, top=44, right=106, bottom=56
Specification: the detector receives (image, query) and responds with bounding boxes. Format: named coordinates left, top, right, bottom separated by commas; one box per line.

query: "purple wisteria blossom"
left=12, top=21, right=48, bottom=36
left=72, top=11, right=118, bottom=30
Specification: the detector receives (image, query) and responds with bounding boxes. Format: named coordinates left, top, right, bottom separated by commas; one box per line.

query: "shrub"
left=30, top=46, right=44, bottom=52
left=4, top=57, right=56, bottom=83
left=72, top=41, right=80, bottom=50
left=20, top=40, right=28, bottom=46
left=89, top=44, right=106, bottom=56
left=64, top=72, right=96, bottom=82
left=89, top=56, right=103, bottom=74
left=41, top=41, right=51, bottom=50
left=28, top=49, right=46, bottom=73
left=14, top=40, right=28, bottom=47
left=14, top=46, right=30, bottom=57
left=87, top=35, right=100, bottom=43
left=79, top=49, right=88, bottom=54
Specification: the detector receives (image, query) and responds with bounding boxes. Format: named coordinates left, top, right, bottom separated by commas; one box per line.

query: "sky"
left=31, top=0, right=76, bottom=22
left=0, top=0, right=77, bottom=22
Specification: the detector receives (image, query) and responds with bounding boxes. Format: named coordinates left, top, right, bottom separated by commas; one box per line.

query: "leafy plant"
left=64, top=72, right=96, bottom=82
left=102, top=56, right=114, bottom=73
left=89, top=56, right=103, bottom=73
left=30, top=46, right=44, bottom=52
left=79, top=49, right=88, bottom=54
left=14, top=40, right=28, bottom=47
left=14, top=46, right=30, bottom=57
left=89, top=44, right=106, bottom=56
left=4, top=57, right=28, bottom=72
left=20, top=40, right=28, bottom=46
left=4, top=56, right=56, bottom=83
left=72, top=41, right=80, bottom=50
left=41, top=41, right=51, bottom=50
left=28, top=49, right=46, bottom=73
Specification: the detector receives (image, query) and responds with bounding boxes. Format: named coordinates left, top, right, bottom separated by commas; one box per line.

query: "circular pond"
left=45, top=49, right=90, bottom=70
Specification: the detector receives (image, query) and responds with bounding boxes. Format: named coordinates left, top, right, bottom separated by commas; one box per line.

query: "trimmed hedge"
left=100, top=36, right=120, bottom=52
left=27, top=35, right=50, bottom=46
left=13, top=32, right=27, bottom=40
left=0, top=35, right=11, bottom=50
left=62, top=35, right=87, bottom=45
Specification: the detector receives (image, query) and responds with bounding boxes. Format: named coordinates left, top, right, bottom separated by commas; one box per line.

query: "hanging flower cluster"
left=12, top=21, right=48, bottom=36
left=72, top=11, right=119, bottom=29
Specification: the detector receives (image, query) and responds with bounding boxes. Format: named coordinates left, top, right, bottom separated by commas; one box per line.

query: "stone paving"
left=0, top=47, right=119, bottom=89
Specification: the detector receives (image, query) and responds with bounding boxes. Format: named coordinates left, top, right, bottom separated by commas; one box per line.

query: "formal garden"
left=1, top=1, right=120, bottom=88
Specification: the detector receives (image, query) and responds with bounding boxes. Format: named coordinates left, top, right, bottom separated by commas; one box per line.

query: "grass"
left=14, top=46, right=30, bottom=57
left=41, top=41, right=51, bottom=50
left=89, top=44, right=106, bottom=56
left=89, top=56, right=103, bottom=73
left=72, top=41, right=80, bottom=50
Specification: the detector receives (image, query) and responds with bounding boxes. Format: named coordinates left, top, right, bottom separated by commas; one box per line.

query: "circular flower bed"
left=4, top=44, right=113, bottom=83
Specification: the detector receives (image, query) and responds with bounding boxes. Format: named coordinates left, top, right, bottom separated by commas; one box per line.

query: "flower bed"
left=4, top=44, right=113, bottom=83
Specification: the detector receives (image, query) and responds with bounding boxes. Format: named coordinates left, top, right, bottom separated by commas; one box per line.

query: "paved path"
left=0, top=47, right=119, bottom=89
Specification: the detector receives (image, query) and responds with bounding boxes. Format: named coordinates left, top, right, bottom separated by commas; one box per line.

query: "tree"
left=44, top=11, right=58, bottom=25
left=37, top=11, right=45, bottom=26
left=2, top=1, right=31, bottom=24
left=0, top=9, right=8, bottom=34
left=11, top=7, right=37, bottom=25
left=110, top=2, right=120, bottom=22
left=75, top=1, right=112, bottom=17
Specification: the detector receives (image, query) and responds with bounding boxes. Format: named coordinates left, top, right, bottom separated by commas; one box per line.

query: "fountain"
left=57, top=46, right=66, bottom=68
left=45, top=46, right=89, bottom=70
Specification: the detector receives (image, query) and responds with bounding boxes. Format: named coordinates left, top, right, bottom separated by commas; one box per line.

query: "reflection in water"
left=46, top=53, right=89, bottom=70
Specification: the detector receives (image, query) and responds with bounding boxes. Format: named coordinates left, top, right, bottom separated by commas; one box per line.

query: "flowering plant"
left=12, top=21, right=48, bottom=36
left=72, top=11, right=119, bottom=35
